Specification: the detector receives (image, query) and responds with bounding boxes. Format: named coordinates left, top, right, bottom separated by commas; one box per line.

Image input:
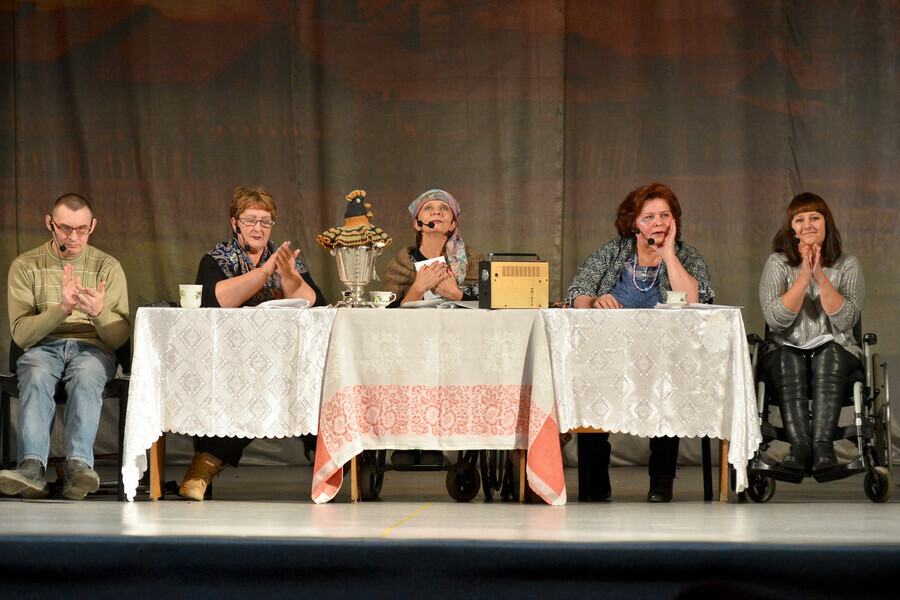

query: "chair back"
left=114, top=340, right=132, bottom=375
left=8, top=341, right=24, bottom=375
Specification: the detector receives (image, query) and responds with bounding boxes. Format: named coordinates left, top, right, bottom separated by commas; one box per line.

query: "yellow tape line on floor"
left=381, top=502, right=432, bottom=537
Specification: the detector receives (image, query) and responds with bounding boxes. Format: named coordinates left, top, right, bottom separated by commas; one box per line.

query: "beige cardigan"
left=382, top=245, right=484, bottom=301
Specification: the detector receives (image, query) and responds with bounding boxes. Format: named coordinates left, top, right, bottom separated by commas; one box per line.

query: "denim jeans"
left=16, top=339, right=117, bottom=468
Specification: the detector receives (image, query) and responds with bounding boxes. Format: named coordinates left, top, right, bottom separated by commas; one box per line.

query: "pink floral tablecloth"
left=311, top=308, right=566, bottom=505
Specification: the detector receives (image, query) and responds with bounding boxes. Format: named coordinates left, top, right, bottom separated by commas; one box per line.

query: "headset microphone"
left=633, top=229, right=655, bottom=246
left=235, top=225, right=251, bottom=252
left=50, top=222, right=67, bottom=253
left=416, top=220, right=436, bottom=229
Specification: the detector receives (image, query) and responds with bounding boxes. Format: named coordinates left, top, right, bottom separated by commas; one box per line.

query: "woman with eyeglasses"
left=179, top=186, right=326, bottom=501
left=194, top=186, right=325, bottom=309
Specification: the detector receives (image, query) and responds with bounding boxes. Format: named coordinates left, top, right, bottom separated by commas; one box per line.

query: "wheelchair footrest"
left=812, top=457, right=866, bottom=483
left=749, top=458, right=805, bottom=484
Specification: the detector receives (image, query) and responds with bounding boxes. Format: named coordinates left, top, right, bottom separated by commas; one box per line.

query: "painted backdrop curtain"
left=1, top=1, right=897, bottom=466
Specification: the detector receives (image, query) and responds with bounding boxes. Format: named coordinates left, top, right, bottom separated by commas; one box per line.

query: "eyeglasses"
left=237, top=217, right=275, bottom=229
left=52, top=221, right=92, bottom=236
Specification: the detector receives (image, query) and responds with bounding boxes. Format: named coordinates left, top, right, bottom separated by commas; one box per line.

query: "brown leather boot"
left=179, top=452, right=223, bottom=501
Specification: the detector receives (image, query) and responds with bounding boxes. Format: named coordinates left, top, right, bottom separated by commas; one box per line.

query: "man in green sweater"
left=0, top=193, right=130, bottom=500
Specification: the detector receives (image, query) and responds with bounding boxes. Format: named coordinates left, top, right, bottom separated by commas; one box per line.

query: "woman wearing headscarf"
left=382, top=189, right=484, bottom=306
left=381, top=189, right=485, bottom=466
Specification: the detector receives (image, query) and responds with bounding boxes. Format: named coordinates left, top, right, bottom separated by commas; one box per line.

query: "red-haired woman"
left=566, top=182, right=714, bottom=503
left=759, top=192, right=864, bottom=474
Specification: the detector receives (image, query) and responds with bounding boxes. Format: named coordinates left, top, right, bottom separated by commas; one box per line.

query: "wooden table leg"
left=718, top=439, right=729, bottom=503
left=149, top=435, right=165, bottom=501
left=350, top=454, right=358, bottom=503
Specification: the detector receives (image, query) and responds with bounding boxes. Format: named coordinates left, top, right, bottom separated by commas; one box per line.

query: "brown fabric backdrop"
left=2, top=1, right=898, bottom=466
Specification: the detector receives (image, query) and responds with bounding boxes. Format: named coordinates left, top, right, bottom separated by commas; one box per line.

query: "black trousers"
left=578, top=432, right=679, bottom=498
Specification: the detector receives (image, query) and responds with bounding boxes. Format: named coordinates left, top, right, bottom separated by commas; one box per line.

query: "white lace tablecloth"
left=311, top=308, right=566, bottom=505
left=540, top=307, right=760, bottom=491
left=122, top=306, right=337, bottom=500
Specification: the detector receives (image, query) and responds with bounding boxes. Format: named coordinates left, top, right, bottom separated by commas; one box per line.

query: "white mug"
left=369, top=290, right=397, bottom=307
left=179, top=284, right=203, bottom=308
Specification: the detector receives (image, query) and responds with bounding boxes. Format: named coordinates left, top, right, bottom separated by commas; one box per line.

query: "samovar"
left=331, top=244, right=382, bottom=307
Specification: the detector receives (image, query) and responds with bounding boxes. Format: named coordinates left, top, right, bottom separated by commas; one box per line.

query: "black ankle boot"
left=647, top=477, right=673, bottom=503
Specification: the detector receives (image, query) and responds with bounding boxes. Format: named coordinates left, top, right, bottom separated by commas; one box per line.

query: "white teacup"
left=179, top=284, right=203, bottom=308
left=369, top=290, right=396, bottom=308
left=666, top=291, right=687, bottom=306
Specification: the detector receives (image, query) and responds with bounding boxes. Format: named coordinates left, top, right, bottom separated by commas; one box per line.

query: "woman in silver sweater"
left=759, top=192, right=864, bottom=473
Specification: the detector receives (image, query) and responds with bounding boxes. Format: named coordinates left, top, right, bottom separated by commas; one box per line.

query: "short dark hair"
left=50, top=193, right=92, bottom=218
left=614, top=182, right=682, bottom=240
left=772, top=192, right=842, bottom=267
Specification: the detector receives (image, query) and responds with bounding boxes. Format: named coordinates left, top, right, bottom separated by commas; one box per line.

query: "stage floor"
left=1, top=464, right=899, bottom=545
left=3, top=464, right=900, bottom=599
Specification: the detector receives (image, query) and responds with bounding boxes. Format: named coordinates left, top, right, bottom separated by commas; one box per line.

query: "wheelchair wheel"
left=864, top=466, right=893, bottom=503
left=745, top=471, right=776, bottom=503
left=479, top=449, right=507, bottom=500
left=446, top=459, right=481, bottom=502
left=358, top=450, right=385, bottom=501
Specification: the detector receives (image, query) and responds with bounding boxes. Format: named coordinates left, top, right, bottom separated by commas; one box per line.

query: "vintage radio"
left=478, top=253, right=549, bottom=309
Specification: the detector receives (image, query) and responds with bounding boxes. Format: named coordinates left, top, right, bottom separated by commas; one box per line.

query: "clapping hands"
left=61, top=263, right=106, bottom=318
left=272, top=241, right=301, bottom=280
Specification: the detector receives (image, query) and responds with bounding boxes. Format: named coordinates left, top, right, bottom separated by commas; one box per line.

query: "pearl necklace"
left=632, top=253, right=661, bottom=292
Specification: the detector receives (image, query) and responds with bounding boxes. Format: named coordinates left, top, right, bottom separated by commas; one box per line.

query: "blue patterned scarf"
left=208, top=238, right=285, bottom=306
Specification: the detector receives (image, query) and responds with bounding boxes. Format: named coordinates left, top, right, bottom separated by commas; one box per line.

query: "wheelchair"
left=744, top=323, right=892, bottom=503
left=356, top=449, right=511, bottom=502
